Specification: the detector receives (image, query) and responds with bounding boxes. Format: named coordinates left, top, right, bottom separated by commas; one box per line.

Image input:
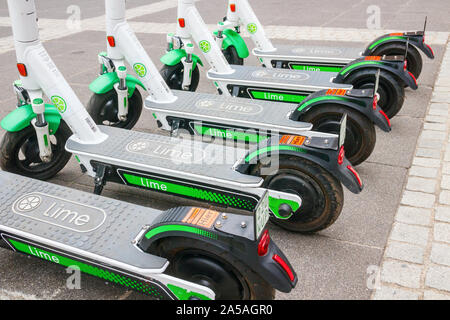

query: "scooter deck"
left=66, top=126, right=262, bottom=187
left=207, top=65, right=352, bottom=91
left=0, top=171, right=167, bottom=271
left=253, top=45, right=363, bottom=64
left=144, top=90, right=313, bottom=133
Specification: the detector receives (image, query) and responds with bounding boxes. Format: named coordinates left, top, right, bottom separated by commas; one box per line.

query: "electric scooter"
left=0, top=0, right=360, bottom=233
left=85, top=0, right=365, bottom=232
left=0, top=170, right=297, bottom=299
left=160, top=0, right=391, bottom=165
left=217, top=0, right=433, bottom=86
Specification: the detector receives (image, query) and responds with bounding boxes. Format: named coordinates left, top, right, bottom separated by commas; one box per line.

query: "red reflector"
left=379, top=109, right=391, bottom=127
left=403, top=60, right=408, bottom=71
left=178, top=18, right=185, bottom=28
left=347, top=165, right=362, bottom=187
left=337, top=145, right=345, bottom=165
left=372, top=95, right=378, bottom=110
left=17, top=63, right=27, bottom=77
left=230, top=4, right=236, bottom=12
left=107, top=36, right=115, bottom=47
left=273, top=254, right=295, bottom=282
left=258, top=230, right=270, bottom=256
left=408, top=71, right=418, bottom=86
left=425, top=43, right=434, bottom=57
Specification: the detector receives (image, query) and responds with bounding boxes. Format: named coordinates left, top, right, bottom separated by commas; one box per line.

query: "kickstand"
left=93, top=164, right=108, bottom=195
left=231, top=86, right=240, bottom=97
left=170, top=119, right=180, bottom=137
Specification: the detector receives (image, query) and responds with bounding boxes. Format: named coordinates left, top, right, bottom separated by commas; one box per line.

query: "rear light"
left=258, top=230, right=270, bottom=256
left=408, top=71, right=418, bottom=86
left=107, top=36, right=115, bottom=47
left=403, top=60, right=408, bottom=71
left=17, top=63, right=27, bottom=77
left=178, top=18, right=185, bottom=28
left=372, top=94, right=378, bottom=110
left=379, top=109, right=391, bottom=127
left=230, top=3, right=236, bottom=12
left=337, top=145, right=345, bottom=165
left=347, top=165, right=362, bottom=187
left=273, top=254, right=295, bottom=282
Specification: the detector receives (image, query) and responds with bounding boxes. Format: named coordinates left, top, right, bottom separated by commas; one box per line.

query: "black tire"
left=160, top=63, right=200, bottom=92
left=153, top=237, right=274, bottom=300
left=371, top=42, right=423, bottom=80
left=344, top=69, right=405, bottom=119
left=250, top=156, right=343, bottom=233
left=300, top=104, right=376, bottom=166
left=86, top=89, right=143, bottom=130
left=222, top=46, right=244, bottom=65
left=0, top=121, right=72, bottom=180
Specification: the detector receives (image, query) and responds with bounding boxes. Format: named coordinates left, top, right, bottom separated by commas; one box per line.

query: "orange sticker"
left=365, top=56, right=381, bottom=61
left=389, top=32, right=404, bottom=36
left=279, top=135, right=306, bottom=146
left=182, top=208, right=219, bottom=229
left=326, top=89, right=347, bottom=96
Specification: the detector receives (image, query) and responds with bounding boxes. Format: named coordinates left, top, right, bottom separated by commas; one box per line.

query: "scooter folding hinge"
left=99, top=55, right=115, bottom=73
left=13, top=82, right=29, bottom=106
left=93, top=163, right=110, bottom=195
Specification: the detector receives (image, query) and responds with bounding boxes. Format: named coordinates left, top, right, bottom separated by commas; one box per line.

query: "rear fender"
left=364, top=33, right=434, bottom=59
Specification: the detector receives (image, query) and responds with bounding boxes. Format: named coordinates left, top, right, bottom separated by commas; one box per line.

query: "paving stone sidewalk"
left=373, top=40, right=450, bottom=300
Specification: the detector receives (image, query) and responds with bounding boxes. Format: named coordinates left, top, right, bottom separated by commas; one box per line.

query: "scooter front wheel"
left=86, top=89, right=143, bottom=130
left=160, top=63, right=200, bottom=92
left=222, top=46, right=244, bottom=65
left=345, top=69, right=405, bottom=119
left=0, top=121, right=72, bottom=180
left=301, top=104, right=376, bottom=166
left=251, top=156, right=344, bottom=233
left=153, top=237, right=275, bottom=300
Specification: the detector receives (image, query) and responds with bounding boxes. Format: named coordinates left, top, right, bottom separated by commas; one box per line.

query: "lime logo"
left=247, top=23, right=257, bottom=34
left=195, top=99, right=263, bottom=115
left=133, top=63, right=147, bottom=77
left=15, top=195, right=42, bottom=212
left=128, top=141, right=149, bottom=152
left=51, top=96, right=67, bottom=113
left=199, top=40, right=211, bottom=53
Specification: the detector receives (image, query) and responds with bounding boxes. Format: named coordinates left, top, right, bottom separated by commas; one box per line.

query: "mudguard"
left=234, top=136, right=363, bottom=194
left=0, top=104, right=61, bottom=133
left=89, top=72, right=146, bottom=97
left=160, top=48, right=204, bottom=71
left=138, top=206, right=297, bottom=293
left=364, top=32, right=434, bottom=59
left=334, top=56, right=418, bottom=90
left=214, top=29, right=250, bottom=59
left=292, top=89, right=391, bottom=133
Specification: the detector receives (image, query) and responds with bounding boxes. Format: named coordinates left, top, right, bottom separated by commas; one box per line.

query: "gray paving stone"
left=441, top=175, right=450, bottom=190
left=418, top=139, right=446, bottom=150
left=390, top=223, right=430, bottom=246
left=401, top=191, right=436, bottom=208
left=425, top=115, right=447, bottom=124
left=415, top=148, right=441, bottom=159
left=443, top=163, right=450, bottom=175
left=423, top=122, right=447, bottom=131
left=412, top=157, right=441, bottom=168
left=436, top=206, right=450, bottom=223
left=430, top=243, right=450, bottom=266
left=406, top=177, right=437, bottom=194
left=420, top=130, right=447, bottom=141
left=395, top=206, right=432, bottom=226
left=381, top=260, right=423, bottom=288
left=409, top=166, right=439, bottom=178
left=434, top=223, right=450, bottom=244
left=423, top=290, right=450, bottom=300
left=385, top=241, right=425, bottom=264
left=373, top=286, right=420, bottom=300
left=439, top=191, right=450, bottom=205
left=425, top=265, right=450, bottom=292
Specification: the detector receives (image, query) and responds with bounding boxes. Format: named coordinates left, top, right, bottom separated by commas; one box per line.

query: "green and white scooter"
left=0, top=0, right=355, bottom=234
left=0, top=170, right=298, bottom=299
left=86, top=0, right=365, bottom=233
left=217, top=0, right=432, bottom=89
left=160, top=0, right=391, bottom=166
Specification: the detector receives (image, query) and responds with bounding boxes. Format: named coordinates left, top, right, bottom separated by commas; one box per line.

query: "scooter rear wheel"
left=0, top=121, right=72, bottom=180
left=153, top=237, right=274, bottom=300
left=300, top=104, right=376, bottom=166
left=251, top=156, right=344, bottom=233
left=344, top=69, right=405, bottom=119
left=371, top=42, right=423, bottom=80
left=86, top=89, right=143, bottom=130
left=160, top=63, right=200, bottom=92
